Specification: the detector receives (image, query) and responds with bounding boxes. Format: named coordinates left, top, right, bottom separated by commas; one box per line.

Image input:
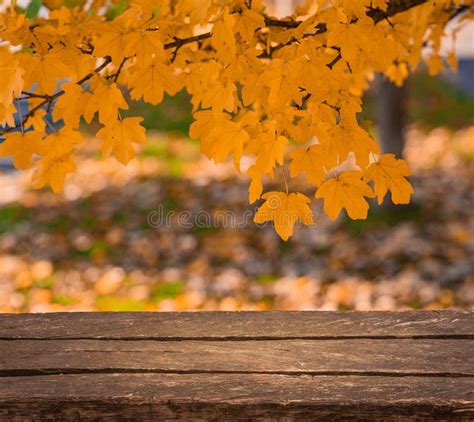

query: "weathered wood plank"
left=1, top=374, right=473, bottom=420
left=0, top=311, right=472, bottom=339
left=1, top=339, right=472, bottom=376
left=1, top=312, right=473, bottom=419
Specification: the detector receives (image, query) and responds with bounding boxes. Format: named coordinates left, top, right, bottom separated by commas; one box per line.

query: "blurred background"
left=0, top=1, right=472, bottom=313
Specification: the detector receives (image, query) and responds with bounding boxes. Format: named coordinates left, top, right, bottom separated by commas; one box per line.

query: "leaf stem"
left=45, top=117, right=56, bottom=133
left=281, top=165, right=289, bottom=195
left=16, top=99, right=24, bottom=134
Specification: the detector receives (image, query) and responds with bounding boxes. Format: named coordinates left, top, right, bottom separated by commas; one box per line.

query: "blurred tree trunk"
left=375, top=75, right=407, bottom=158
left=375, top=75, right=411, bottom=210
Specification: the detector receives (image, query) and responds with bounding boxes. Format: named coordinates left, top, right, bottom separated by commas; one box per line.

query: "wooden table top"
left=0, top=311, right=473, bottom=420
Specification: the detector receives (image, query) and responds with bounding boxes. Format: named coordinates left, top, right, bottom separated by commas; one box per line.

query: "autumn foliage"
left=0, top=0, right=472, bottom=239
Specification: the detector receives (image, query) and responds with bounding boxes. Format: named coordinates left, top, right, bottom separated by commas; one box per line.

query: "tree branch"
left=1, top=32, right=218, bottom=135
left=164, top=33, right=212, bottom=49
left=264, top=0, right=431, bottom=32
left=368, top=0, right=427, bottom=23
left=2, top=0, right=468, bottom=136
left=107, top=57, right=130, bottom=82
left=1, top=31, right=216, bottom=135
left=1, top=56, right=112, bottom=135
left=260, top=0, right=435, bottom=59
left=263, top=15, right=300, bottom=28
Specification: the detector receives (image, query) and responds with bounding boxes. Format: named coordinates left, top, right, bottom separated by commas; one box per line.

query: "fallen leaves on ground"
left=0, top=126, right=473, bottom=312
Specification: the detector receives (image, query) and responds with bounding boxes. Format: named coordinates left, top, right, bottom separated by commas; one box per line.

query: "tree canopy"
left=0, top=0, right=472, bottom=239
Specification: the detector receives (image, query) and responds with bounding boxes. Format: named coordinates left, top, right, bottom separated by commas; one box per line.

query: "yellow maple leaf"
left=247, top=131, right=288, bottom=174
left=183, top=0, right=213, bottom=24
left=234, top=9, right=264, bottom=43
left=247, top=165, right=263, bottom=204
left=42, top=127, right=84, bottom=158
left=93, top=22, right=129, bottom=65
left=124, top=29, right=165, bottom=66
left=26, top=109, right=47, bottom=134
left=211, top=10, right=237, bottom=64
left=241, top=71, right=264, bottom=107
left=0, top=131, right=44, bottom=169
left=189, top=111, right=224, bottom=140
left=371, top=0, right=388, bottom=11
left=447, top=51, right=458, bottom=72
left=128, top=59, right=181, bottom=105
left=30, top=127, right=83, bottom=192
left=309, top=102, right=337, bottom=141
left=0, top=12, right=31, bottom=47
left=97, top=117, right=146, bottom=164
left=363, top=154, right=414, bottom=204
left=386, top=62, right=409, bottom=87
left=327, top=17, right=374, bottom=64
left=341, top=0, right=367, bottom=19
left=201, top=80, right=236, bottom=113
left=427, top=54, right=444, bottom=76
left=51, top=46, right=96, bottom=82
left=0, top=0, right=453, bottom=221
left=53, top=82, right=96, bottom=128
left=32, top=152, right=76, bottom=193
left=185, top=61, right=221, bottom=110
left=257, top=59, right=304, bottom=108
left=0, top=103, right=17, bottom=127
left=315, top=171, right=375, bottom=220
left=289, top=144, right=327, bottom=185
left=94, top=82, right=128, bottom=125
left=0, top=47, right=24, bottom=106
left=325, top=122, right=380, bottom=168
left=254, top=191, right=314, bottom=240
left=201, top=116, right=249, bottom=170
left=20, top=52, right=68, bottom=94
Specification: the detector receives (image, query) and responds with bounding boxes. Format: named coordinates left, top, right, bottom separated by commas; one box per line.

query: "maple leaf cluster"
left=0, top=0, right=472, bottom=239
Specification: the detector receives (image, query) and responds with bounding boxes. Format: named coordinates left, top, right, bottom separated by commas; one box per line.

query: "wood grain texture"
left=1, top=339, right=472, bottom=376
left=1, top=311, right=473, bottom=420
left=1, top=374, right=473, bottom=420
left=0, top=310, right=472, bottom=339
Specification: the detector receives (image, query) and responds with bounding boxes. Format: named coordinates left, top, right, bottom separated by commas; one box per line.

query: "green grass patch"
left=106, top=0, right=126, bottom=20
left=344, top=202, right=423, bottom=235
left=33, top=275, right=55, bottom=289
left=168, top=157, right=183, bottom=178
left=126, top=90, right=193, bottom=134
left=405, top=296, right=422, bottom=309
left=337, top=303, right=352, bottom=311
left=52, top=294, right=77, bottom=306
left=459, top=151, right=474, bottom=162
left=255, top=274, right=280, bottom=285
left=89, top=240, right=109, bottom=255
left=112, top=210, right=128, bottom=225
left=313, top=246, right=331, bottom=256
left=151, top=281, right=185, bottom=302
left=140, top=141, right=168, bottom=159
left=162, top=196, right=182, bottom=212
left=96, top=295, right=148, bottom=311
left=279, top=241, right=293, bottom=254
left=363, top=72, right=474, bottom=130
left=191, top=225, right=216, bottom=237
left=0, top=204, right=31, bottom=233
left=43, top=215, right=70, bottom=232
left=408, top=73, right=474, bottom=130
left=75, top=239, right=110, bottom=259
left=79, top=198, right=93, bottom=210
left=79, top=214, right=98, bottom=230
